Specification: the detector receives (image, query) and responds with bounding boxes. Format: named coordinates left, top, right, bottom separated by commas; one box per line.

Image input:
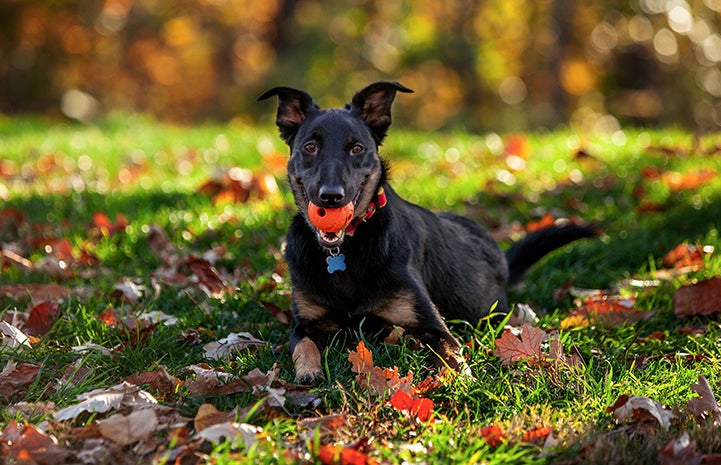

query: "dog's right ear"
left=257, top=87, right=319, bottom=144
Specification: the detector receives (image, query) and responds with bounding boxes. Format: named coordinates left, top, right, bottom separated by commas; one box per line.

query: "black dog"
left=258, top=82, right=595, bottom=383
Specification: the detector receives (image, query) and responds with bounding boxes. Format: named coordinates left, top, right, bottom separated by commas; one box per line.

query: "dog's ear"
left=257, top=87, right=319, bottom=144
left=350, top=81, right=413, bottom=144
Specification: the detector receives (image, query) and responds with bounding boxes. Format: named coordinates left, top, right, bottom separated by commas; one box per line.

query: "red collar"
left=345, top=187, right=387, bottom=236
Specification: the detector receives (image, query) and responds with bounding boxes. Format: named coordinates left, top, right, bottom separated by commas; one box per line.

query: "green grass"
left=1, top=115, right=721, bottom=464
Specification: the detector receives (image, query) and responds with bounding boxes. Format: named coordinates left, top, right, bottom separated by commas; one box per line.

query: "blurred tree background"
left=1, top=0, right=721, bottom=132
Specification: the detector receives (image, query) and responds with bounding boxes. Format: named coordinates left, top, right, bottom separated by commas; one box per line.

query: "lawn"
left=1, top=115, right=721, bottom=464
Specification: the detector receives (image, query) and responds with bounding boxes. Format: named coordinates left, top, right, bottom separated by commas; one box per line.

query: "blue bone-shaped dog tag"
left=326, top=254, right=346, bottom=273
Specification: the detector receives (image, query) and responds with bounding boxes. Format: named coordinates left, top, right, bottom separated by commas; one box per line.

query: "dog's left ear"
left=257, top=87, right=319, bottom=144
left=350, top=81, right=413, bottom=144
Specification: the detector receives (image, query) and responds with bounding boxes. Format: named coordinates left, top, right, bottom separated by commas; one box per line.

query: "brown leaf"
left=3, top=422, right=73, bottom=465
left=658, top=433, right=703, bottom=465
left=194, top=404, right=237, bottom=433
left=97, top=409, right=158, bottom=446
left=187, top=256, right=229, bottom=297
left=0, top=360, right=41, bottom=399
left=674, top=277, right=721, bottom=317
left=493, top=323, right=547, bottom=366
left=687, top=375, right=721, bottom=424
left=0, top=283, right=74, bottom=302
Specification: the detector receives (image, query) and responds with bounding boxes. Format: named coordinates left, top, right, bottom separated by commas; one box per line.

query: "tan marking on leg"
left=375, top=290, right=419, bottom=327
left=293, top=291, right=328, bottom=320
left=292, top=337, right=323, bottom=383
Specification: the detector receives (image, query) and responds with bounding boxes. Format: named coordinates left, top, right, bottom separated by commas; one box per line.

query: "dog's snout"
left=318, top=185, right=346, bottom=206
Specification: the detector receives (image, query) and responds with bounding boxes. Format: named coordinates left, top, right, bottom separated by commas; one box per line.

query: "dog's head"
left=258, top=81, right=412, bottom=248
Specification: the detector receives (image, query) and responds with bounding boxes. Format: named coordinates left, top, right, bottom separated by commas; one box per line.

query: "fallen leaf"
left=662, top=168, right=717, bottom=192
left=0, top=360, right=41, bottom=399
left=2, top=422, right=72, bottom=465
left=196, top=422, right=262, bottom=447
left=493, top=323, right=547, bottom=366
left=112, top=279, right=147, bottom=303
left=187, top=256, right=229, bottom=297
left=674, top=277, right=721, bottom=317
left=348, top=341, right=413, bottom=396
left=25, top=301, right=60, bottom=336
left=203, top=332, right=265, bottom=360
left=0, top=283, right=74, bottom=302
left=480, top=425, right=505, bottom=447
left=317, top=443, right=378, bottom=465
left=658, top=432, right=703, bottom=465
left=137, top=310, right=179, bottom=326
left=389, top=390, right=434, bottom=422
left=523, top=426, right=552, bottom=443
left=662, top=243, right=707, bottom=270
left=55, top=382, right=158, bottom=421
left=194, top=404, right=237, bottom=433
left=607, top=394, right=677, bottom=430
left=1, top=321, right=32, bottom=350
left=687, top=375, right=721, bottom=424
left=97, top=409, right=158, bottom=446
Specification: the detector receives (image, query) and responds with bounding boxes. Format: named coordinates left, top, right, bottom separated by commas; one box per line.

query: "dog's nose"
left=318, top=185, right=345, bottom=206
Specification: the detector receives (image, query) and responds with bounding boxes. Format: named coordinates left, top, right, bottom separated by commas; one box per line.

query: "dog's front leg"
left=376, top=289, right=467, bottom=373
left=289, top=326, right=326, bottom=384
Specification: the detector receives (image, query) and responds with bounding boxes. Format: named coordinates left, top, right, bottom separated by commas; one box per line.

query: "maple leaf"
left=607, top=394, right=677, bottom=430
left=674, top=277, right=721, bottom=317
left=317, top=443, right=378, bottom=465
left=493, top=323, right=547, bottom=366
left=523, top=426, right=552, bottom=443
left=348, top=341, right=413, bottom=396
left=687, top=375, right=721, bottom=424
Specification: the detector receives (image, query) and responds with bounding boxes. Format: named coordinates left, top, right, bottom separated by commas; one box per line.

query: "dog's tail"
left=505, top=221, right=598, bottom=285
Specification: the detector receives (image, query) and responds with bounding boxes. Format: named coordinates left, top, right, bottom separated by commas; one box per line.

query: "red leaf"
left=662, top=243, right=706, bottom=270
left=674, top=277, right=721, bottom=317
left=523, top=426, right=552, bottom=443
left=0, top=361, right=41, bottom=399
left=389, top=390, right=414, bottom=411
left=526, top=213, right=555, bottom=233
left=481, top=425, right=505, bottom=447
left=4, top=422, right=72, bottom=464
left=411, top=398, right=434, bottom=422
left=26, top=301, right=59, bottom=337
left=493, top=323, right=547, bottom=366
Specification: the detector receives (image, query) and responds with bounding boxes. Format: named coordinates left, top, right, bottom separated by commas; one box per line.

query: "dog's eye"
left=350, top=144, right=364, bottom=155
left=303, top=142, right=318, bottom=154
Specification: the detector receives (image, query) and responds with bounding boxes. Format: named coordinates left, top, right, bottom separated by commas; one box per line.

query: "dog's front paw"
left=292, top=336, right=324, bottom=384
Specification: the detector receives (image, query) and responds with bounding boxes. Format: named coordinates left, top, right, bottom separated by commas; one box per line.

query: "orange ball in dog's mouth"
left=307, top=201, right=354, bottom=233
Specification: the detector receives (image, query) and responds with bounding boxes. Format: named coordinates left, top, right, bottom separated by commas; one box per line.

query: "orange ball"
left=307, top=201, right=354, bottom=233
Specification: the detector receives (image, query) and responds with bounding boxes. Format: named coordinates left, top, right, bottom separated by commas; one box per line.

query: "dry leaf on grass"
left=0, top=360, right=41, bottom=399
left=55, top=382, right=158, bottom=421
left=97, top=409, right=158, bottom=446
left=203, top=332, right=265, bottom=360
left=687, top=375, right=721, bottom=424
left=196, top=422, right=262, bottom=447
left=674, top=277, right=721, bottom=317
left=493, top=323, right=546, bottom=366
left=1, top=421, right=72, bottom=465
left=658, top=432, right=703, bottom=465
left=0, top=321, right=31, bottom=349
left=607, top=394, right=677, bottom=430
left=348, top=341, right=413, bottom=396
left=389, top=390, right=434, bottom=423
left=194, top=404, right=237, bottom=433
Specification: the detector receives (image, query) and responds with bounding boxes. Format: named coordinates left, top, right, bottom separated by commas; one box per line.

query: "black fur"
left=258, top=81, right=595, bottom=383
